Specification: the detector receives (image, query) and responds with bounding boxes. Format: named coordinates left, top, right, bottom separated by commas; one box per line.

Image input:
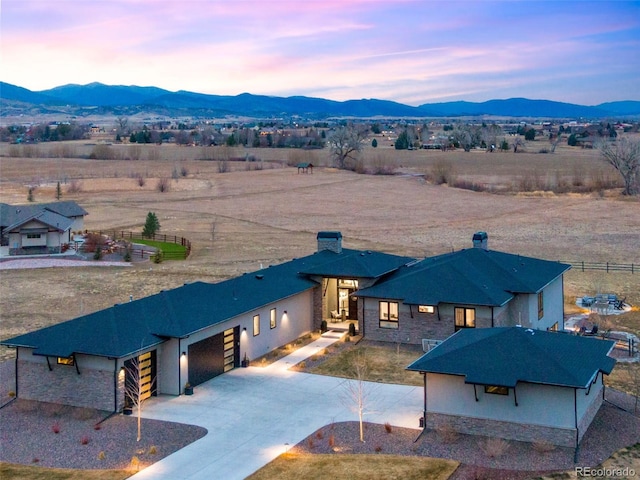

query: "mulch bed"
left=293, top=395, right=640, bottom=480
left=0, top=399, right=206, bottom=470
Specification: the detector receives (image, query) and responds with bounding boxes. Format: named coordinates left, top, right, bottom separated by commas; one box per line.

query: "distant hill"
left=1, top=81, right=639, bottom=119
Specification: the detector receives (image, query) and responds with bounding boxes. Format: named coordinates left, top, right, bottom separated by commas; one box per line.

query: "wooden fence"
left=560, top=261, right=636, bottom=274
left=98, top=230, right=191, bottom=260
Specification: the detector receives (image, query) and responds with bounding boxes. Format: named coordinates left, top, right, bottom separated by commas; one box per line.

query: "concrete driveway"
left=131, top=332, right=423, bottom=480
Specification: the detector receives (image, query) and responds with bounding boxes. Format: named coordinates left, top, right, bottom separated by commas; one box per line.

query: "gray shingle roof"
left=406, top=327, right=616, bottom=389
left=298, top=248, right=413, bottom=278
left=1, top=248, right=409, bottom=358
left=356, top=248, right=571, bottom=306
left=1, top=201, right=87, bottom=230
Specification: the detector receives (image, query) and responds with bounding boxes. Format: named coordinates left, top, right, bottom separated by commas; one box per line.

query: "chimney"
left=472, top=231, right=488, bottom=250
left=317, top=231, right=342, bottom=253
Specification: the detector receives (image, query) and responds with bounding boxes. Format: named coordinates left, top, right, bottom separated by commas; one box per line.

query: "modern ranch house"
left=3, top=232, right=574, bottom=413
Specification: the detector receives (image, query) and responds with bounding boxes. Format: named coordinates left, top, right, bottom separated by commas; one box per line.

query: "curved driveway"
left=132, top=332, right=423, bottom=480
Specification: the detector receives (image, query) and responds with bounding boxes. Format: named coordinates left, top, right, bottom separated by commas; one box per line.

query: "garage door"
left=188, top=327, right=238, bottom=386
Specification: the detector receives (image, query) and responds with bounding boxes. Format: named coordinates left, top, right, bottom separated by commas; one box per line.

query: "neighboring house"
left=356, top=232, right=570, bottom=344
left=1, top=231, right=572, bottom=412
left=0, top=201, right=87, bottom=257
left=407, top=327, right=616, bottom=448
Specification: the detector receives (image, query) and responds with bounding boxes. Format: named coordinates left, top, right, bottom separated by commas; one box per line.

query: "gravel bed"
left=0, top=257, right=132, bottom=270
left=293, top=393, right=640, bottom=480
left=0, top=399, right=206, bottom=470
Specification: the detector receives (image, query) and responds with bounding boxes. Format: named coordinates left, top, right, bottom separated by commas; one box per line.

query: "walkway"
left=131, top=331, right=423, bottom=480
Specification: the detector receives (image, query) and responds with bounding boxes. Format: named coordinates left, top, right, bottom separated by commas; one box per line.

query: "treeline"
left=1, top=123, right=89, bottom=143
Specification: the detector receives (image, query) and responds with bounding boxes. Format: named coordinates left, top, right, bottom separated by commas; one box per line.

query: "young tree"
left=327, top=125, right=368, bottom=169
left=341, top=350, right=374, bottom=442
left=142, top=212, right=160, bottom=237
left=123, top=354, right=156, bottom=442
left=371, top=138, right=378, bottom=148
left=56, top=181, right=62, bottom=200
left=599, top=137, right=640, bottom=195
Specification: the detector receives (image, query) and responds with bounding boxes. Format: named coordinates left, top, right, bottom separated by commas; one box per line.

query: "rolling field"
left=1, top=143, right=639, bottom=361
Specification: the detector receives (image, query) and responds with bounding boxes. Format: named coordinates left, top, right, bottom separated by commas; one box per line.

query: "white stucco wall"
left=427, top=373, right=576, bottom=429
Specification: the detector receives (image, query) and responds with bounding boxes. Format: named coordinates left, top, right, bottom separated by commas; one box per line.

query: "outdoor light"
left=181, top=351, right=186, bottom=357
left=283, top=310, right=287, bottom=315
left=243, top=327, right=247, bottom=331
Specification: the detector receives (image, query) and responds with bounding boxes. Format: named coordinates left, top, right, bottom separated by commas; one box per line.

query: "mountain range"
left=1, top=81, right=639, bottom=119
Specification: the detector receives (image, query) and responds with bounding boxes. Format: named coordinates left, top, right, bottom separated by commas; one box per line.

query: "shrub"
left=180, top=166, right=189, bottom=177
left=218, top=159, right=229, bottom=173
left=130, top=456, right=140, bottom=471
left=479, top=437, right=510, bottom=458
left=136, top=175, right=146, bottom=187
left=374, top=444, right=382, bottom=452
left=316, top=430, right=324, bottom=440
left=67, top=179, right=83, bottom=193
left=8, top=391, right=15, bottom=398
left=328, top=434, right=335, bottom=448
left=148, top=445, right=157, bottom=455
left=93, top=246, right=103, bottom=260
left=32, top=458, right=40, bottom=463
left=307, top=438, right=315, bottom=449
left=156, top=177, right=170, bottom=192
left=94, top=424, right=102, bottom=430
left=320, top=320, right=328, bottom=333
left=297, top=361, right=306, bottom=369
left=384, top=422, right=392, bottom=434
left=153, top=249, right=164, bottom=264
left=98, top=451, right=106, bottom=460
left=532, top=440, right=555, bottom=453
left=52, top=422, right=61, bottom=434
left=430, top=159, right=456, bottom=185
left=81, top=435, right=90, bottom=445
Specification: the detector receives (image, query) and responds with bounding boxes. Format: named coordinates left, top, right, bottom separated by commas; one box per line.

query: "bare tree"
left=327, top=125, right=368, bottom=169
left=341, top=350, right=373, bottom=442
left=123, top=353, right=156, bottom=442
left=512, top=137, right=525, bottom=153
left=116, top=117, right=129, bottom=136
left=599, top=137, right=640, bottom=195
left=549, top=133, right=563, bottom=153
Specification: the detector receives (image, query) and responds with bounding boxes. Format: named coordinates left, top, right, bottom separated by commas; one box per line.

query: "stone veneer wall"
left=313, top=286, right=323, bottom=331
left=18, top=359, right=118, bottom=412
left=427, top=412, right=577, bottom=447
left=578, top=388, right=603, bottom=443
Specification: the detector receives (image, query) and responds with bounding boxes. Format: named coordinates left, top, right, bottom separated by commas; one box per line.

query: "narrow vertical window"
left=538, top=291, right=544, bottom=319
left=270, top=308, right=276, bottom=329
left=253, top=314, right=260, bottom=336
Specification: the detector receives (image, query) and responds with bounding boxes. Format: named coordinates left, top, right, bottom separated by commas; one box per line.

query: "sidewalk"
left=131, top=331, right=423, bottom=480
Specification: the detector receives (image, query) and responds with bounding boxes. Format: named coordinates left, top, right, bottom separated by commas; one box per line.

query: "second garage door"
left=188, top=327, right=239, bottom=386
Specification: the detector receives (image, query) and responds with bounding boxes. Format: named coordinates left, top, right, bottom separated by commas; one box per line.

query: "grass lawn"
left=133, top=239, right=187, bottom=259
left=245, top=453, right=458, bottom=480
left=301, top=342, right=424, bottom=387
left=0, top=463, right=131, bottom=480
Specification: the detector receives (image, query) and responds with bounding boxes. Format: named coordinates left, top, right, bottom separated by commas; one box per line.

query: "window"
left=484, top=385, right=508, bottom=395
left=418, top=305, right=435, bottom=314
left=538, top=291, right=544, bottom=319
left=26, top=233, right=42, bottom=239
left=549, top=322, right=558, bottom=332
left=454, top=307, right=475, bottom=330
left=253, top=314, right=260, bottom=336
left=57, top=356, right=74, bottom=366
left=270, top=308, right=276, bottom=329
left=379, top=301, right=399, bottom=329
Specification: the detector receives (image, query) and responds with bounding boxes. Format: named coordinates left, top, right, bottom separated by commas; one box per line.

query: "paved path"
left=131, top=332, right=423, bottom=480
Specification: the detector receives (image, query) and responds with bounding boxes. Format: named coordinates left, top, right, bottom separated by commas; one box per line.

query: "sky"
left=2, top=0, right=639, bottom=106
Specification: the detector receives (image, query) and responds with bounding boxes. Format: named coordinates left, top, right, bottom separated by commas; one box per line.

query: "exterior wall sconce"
left=181, top=351, right=186, bottom=357
left=243, top=327, right=247, bottom=331
left=283, top=310, right=287, bottom=315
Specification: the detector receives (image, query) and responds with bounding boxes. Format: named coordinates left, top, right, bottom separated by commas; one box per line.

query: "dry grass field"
left=1, top=142, right=639, bottom=363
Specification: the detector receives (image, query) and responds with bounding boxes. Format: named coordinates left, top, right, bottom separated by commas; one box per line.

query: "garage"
left=188, top=327, right=239, bottom=386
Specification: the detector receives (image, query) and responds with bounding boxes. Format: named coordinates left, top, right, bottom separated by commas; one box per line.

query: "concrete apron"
left=131, top=331, right=423, bottom=480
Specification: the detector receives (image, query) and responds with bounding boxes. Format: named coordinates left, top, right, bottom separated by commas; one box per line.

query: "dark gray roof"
left=356, top=248, right=571, bottom=306
left=1, top=248, right=409, bottom=358
left=1, top=201, right=87, bottom=230
left=407, top=327, right=616, bottom=389
left=298, top=248, right=414, bottom=279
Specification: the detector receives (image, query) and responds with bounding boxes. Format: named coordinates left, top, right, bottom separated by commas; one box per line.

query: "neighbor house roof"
left=1, top=247, right=410, bottom=358
left=356, top=248, right=571, bottom=307
left=406, top=327, right=616, bottom=389
left=0, top=201, right=87, bottom=230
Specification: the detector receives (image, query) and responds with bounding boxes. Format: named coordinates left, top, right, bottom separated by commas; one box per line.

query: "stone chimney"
left=472, top=231, right=488, bottom=250
left=317, top=231, right=342, bottom=253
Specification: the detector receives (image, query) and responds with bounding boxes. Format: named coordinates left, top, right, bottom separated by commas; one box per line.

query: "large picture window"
left=253, top=314, right=260, bottom=336
left=379, top=301, right=399, bottom=329
left=454, top=307, right=475, bottom=330
left=270, top=308, right=276, bottom=329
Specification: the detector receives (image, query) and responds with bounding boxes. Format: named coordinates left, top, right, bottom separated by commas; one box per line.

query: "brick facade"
left=17, top=359, right=121, bottom=412
left=426, top=412, right=578, bottom=447
left=578, top=388, right=603, bottom=443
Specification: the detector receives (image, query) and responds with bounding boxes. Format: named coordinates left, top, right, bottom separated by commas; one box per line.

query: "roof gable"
left=407, top=327, right=616, bottom=389
left=298, top=248, right=414, bottom=279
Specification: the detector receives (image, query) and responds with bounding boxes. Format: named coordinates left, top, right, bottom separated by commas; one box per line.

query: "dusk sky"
left=2, top=1, right=639, bottom=106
